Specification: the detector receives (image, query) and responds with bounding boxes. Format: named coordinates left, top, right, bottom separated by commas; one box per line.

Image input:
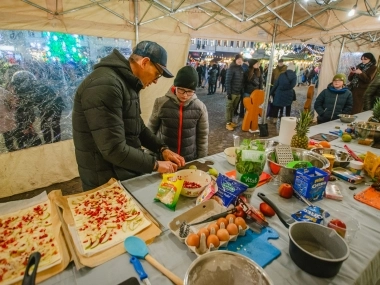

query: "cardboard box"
left=293, top=167, right=329, bottom=201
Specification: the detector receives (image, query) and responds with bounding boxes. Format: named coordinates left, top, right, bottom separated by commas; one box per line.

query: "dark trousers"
left=197, top=73, right=202, bottom=87
left=208, top=83, right=216, bottom=94
left=41, top=109, right=63, bottom=143
left=271, top=105, right=291, bottom=118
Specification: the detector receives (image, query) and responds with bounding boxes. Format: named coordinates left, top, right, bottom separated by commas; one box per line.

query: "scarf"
left=351, top=61, right=374, bottom=88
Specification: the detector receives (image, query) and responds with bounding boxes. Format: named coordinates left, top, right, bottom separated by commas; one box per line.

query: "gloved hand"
left=227, top=94, right=232, bottom=100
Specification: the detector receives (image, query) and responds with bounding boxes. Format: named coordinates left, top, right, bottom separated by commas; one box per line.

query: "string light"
left=348, top=0, right=358, bottom=17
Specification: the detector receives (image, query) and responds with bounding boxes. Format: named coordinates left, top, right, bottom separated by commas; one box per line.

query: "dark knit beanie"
left=174, top=66, right=198, bottom=91
left=235, top=54, right=243, bottom=61
left=248, top=59, right=258, bottom=68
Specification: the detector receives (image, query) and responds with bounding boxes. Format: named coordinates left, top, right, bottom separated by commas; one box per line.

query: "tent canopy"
left=1, top=0, right=379, bottom=196
left=0, top=0, right=379, bottom=46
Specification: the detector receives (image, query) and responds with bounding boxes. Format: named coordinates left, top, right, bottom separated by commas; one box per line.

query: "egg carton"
left=168, top=199, right=229, bottom=243
left=184, top=221, right=248, bottom=257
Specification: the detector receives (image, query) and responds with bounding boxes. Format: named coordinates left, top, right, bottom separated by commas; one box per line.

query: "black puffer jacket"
left=243, top=69, right=263, bottom=94
left=314, top=83, right=353, bottom=124
left=148, top=89, right=208, bottom=162
left=225, top=62, right=244, bottom=95
left=363, top=72, right=380, bottom=111
left=72, top=49, right=166, bottom=190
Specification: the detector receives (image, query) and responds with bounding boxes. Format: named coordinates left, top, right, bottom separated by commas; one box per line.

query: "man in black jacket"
left=72, top=41, right=185, bottom=190
left=225, top=54, right=244, bottom=130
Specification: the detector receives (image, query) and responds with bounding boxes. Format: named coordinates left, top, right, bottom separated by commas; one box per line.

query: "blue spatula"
left=124, top=236, right=183, bottom=285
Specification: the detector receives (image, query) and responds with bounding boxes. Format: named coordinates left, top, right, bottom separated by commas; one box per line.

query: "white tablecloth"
left=41, top=111, right=380, bottom=285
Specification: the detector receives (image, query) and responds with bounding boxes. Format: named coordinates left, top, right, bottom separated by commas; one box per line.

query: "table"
left=42, top=111, right=380, bottom=285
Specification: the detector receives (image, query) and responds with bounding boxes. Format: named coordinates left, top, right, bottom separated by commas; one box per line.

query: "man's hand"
left=156, top=161, right=179, bottom=173
left=227, top=94, right=232, bottom=100
left=162, top=149, right=185, bottom=167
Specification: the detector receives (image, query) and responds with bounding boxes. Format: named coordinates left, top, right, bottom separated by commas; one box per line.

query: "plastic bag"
left=154, top=173, right=184, bottom=211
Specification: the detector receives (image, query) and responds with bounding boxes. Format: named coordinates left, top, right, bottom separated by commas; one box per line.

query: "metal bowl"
left=338, top=114, right=357, bottom=123
left=310, top=148, right=352, bottom=168
left=184, top=251, right=273, bottom=285
left=267, top=148, right=330, bottom=184
left=355, top=121, right=380, bottom=144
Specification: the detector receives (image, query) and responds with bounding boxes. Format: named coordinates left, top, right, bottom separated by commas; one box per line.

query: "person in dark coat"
left=207, top=64, right=218, bottom=95
left=363, top=72, right=380, bottom=111
left=307, top=66, right=316, bottom=86
left=225, top=54, right=244, bottom=131
left=8, top=71, right=42, bottom=149
left=241, top=59, right=262, bottom=116
left=72, top=41, right=185, bottom=190
left=271, top=59, right=287, bottom=85
left=348, top=52, right=377, bottom=114
left=196, top=63, right=203, bottom=87
left=219, top=65, right=227, bottom=92
left=148, top=66, right=208, bottom=162
left=314, top=74, right=353, bottom=124
left=269, top=65, right=297, bottom=123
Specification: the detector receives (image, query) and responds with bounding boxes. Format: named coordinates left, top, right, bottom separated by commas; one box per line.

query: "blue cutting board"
left=223, top=227, right=281, bottom=268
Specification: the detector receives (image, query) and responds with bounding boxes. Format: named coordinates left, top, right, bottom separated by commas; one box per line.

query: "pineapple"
left=290, top=111, right=313, bottom=149
left=371, top=98, right=380, bottom=122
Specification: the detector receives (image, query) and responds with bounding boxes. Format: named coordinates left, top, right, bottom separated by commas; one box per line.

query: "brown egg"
left=197, top=228, right=210, bottom=239
left=216, top=217, right=228, bottom=228
left=216, top=229, right=230, bottom=241
left=207, top=223, right=220, bottom=234
left=225, top=214, right=236, bottom=224
left=186, top=233, right=200, bottom=247
left=235, top=217, right=247, bottom=230
left=226, top=223, right=239, bottom=235
left=206, top=234, right=220, bottom=248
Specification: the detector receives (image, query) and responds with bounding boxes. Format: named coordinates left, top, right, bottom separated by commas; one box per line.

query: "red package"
left=235, top=197, right=268, bottom=227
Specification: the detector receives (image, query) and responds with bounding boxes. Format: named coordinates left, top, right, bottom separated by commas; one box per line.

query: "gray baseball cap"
left=133, top=41, right=174, bottom=78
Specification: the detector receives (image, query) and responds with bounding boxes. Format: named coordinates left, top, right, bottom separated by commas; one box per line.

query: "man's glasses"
left=176, top=87, right=195, bottom=96
left=152, top=62, right=163, bottom=80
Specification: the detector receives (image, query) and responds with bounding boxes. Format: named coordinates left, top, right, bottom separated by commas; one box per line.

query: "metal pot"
left=266, top=148, right=330, bottom=184
left=258, top=193, right=349, bottom=278
left=310, top=148, right=352, bottom=168
left=184, top=251, right=273, bottom=285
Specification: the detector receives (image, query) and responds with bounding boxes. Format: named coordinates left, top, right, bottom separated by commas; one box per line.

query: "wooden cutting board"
left=183, top=160, right=215, bottom=172
left=354, top=186, right=380, bottom=210
left=309, top=133, right=338, bottom=142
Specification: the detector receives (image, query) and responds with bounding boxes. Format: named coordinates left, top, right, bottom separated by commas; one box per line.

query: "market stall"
left=4, top=111, right=370, bottom=285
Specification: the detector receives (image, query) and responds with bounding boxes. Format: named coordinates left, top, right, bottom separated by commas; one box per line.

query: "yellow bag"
left=363, top=151, right=380, bottom=179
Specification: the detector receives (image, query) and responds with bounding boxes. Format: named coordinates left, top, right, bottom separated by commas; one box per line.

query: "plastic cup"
left=323, top=210, right=360, bottom=243
left=323, top=153, right=335, bottom=171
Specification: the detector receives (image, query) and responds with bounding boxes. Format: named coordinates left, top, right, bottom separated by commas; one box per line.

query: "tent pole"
left=262, top=19, right=277, bottom=124
left=134, top=0, right=139, bottom=44
left=336, top=37, right=346, bottom=73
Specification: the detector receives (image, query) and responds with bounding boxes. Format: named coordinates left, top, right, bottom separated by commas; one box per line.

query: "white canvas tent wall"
left=0, top=0, right=379, bottom=197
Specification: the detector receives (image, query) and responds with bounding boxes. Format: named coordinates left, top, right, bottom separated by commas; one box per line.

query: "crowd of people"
left=0, top=59, right=91, bottom=152
left=1, top=39, right=379, bottom=190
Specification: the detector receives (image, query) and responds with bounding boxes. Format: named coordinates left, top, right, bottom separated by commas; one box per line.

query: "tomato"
left=327, top=219, right=347, bottom=238
left=278, top=183, right=293, bottom=199
left=234, top=205, right=247, bottom=219
left=238, top=195, right=248, bottom=204
left=259, top=203, right=275, bottom=217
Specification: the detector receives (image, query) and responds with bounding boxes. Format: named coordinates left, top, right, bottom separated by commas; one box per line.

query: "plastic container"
left=349, top=161, right=364, bottom=175
left=323, top=210, right=360, bottom=243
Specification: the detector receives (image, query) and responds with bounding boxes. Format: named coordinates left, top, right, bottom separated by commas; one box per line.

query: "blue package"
left=214, top=174, right=248, bottom=207
left=291, top=206, right=325, bottom=224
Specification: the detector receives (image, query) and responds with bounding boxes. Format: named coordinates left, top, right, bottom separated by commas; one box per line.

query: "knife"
left=130, top=256, right=151, bottom=285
